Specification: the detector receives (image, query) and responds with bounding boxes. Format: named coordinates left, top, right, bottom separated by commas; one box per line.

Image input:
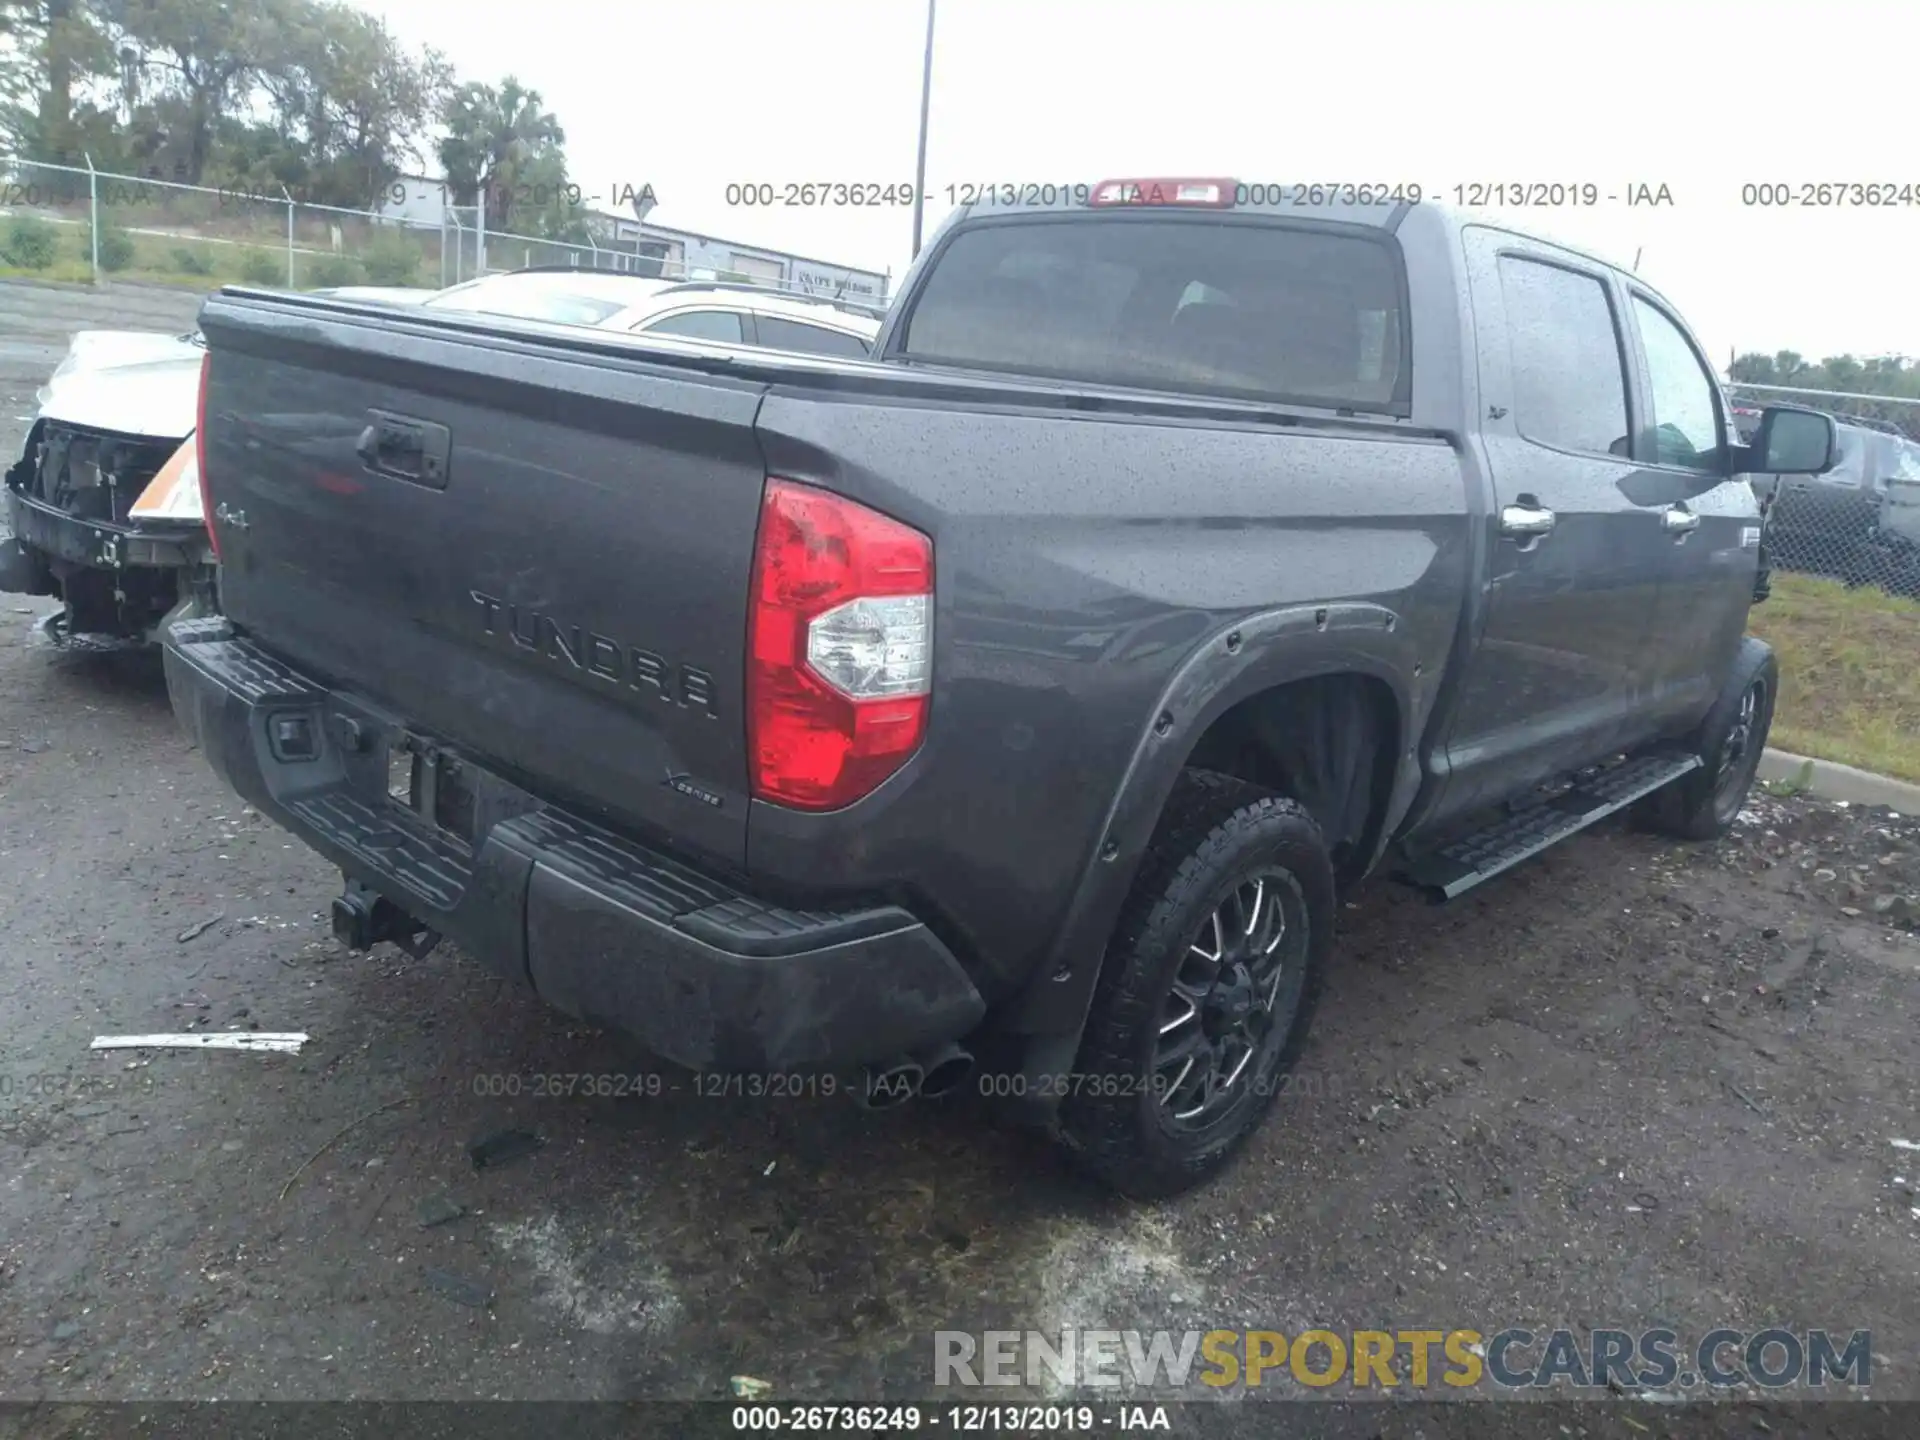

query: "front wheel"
left=1637, top=637, right=1778, bottom=841
left=1060, top=770, right=1335, bottom=1200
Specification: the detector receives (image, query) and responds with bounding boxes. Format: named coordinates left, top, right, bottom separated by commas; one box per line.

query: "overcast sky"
left=361, top=0, right=1915, bottom=369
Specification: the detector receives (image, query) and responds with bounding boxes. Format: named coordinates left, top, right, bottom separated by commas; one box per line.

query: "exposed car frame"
left=2, top=287, right=434, bottom=643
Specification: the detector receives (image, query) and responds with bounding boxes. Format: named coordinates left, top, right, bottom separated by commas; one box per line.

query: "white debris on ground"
left=1026, top=1212, right=1212, bottom=1400
left=490, top=1213, right=683, bottom=1338
left=90, top=1032, right=309, bottom=1053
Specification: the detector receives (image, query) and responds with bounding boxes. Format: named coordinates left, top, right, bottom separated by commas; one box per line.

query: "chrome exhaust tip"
left=916, top=1041, right=975, bottom=1100
left=857, top=1057, right=924, bottom=1110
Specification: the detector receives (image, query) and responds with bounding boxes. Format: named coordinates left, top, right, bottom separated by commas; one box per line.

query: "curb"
left=1758, top=748, right=1920, bottom=816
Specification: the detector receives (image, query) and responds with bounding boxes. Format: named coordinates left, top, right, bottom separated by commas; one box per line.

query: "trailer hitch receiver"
left=331, top=877, right=442, bottom=959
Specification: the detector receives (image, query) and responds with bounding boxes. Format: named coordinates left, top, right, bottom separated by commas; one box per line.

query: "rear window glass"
left=899, top=218, right=1406, bottom=410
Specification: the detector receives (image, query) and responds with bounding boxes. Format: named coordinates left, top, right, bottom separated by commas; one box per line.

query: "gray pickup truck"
left=164, top=179, right=1838, bottom=1197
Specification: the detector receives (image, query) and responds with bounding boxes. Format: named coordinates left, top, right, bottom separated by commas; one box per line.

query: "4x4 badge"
left=664, top=770, right=723, bottom=808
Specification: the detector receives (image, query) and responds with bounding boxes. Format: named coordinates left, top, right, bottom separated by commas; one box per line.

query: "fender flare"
left=1000, top=600, right=1426, bottom=1095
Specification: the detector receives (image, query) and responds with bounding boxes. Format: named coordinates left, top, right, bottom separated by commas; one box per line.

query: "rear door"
left=1437, top=226, right=1665, bottom=814
left=199, top=299, right=769, bottom=868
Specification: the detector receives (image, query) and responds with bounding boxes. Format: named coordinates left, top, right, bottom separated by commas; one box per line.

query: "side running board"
left=1400, top=752, right=1702, bottom=901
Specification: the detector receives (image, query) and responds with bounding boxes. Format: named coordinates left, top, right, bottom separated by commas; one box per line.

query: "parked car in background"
left=2, top=272, right=878, bottom=646
left=419, top=268, right=882, bottom=356
left=2, top=329, right=208, bottom=642
left=1751, top=413, right=1920, bottom=595
left=1, top=286, right=434, bottom=642
left=308, top=286, right=439, bottom=306
left=173, top=178, right=1837, bottom=1197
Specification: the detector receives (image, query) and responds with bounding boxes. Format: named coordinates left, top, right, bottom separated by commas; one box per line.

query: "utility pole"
left=910, top=0, right=937, bottom=257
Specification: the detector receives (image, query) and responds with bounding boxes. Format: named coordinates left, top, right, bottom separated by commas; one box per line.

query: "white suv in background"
left=420, top=269, right=880, bottom=357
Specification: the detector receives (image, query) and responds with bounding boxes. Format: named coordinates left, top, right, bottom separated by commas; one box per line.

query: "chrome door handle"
left=1662, top=506, right=1700, bottom=534
left=1499, top=503, right=1556, bottom=537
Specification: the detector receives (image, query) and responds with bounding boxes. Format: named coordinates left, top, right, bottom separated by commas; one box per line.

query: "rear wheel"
left=1061, top=770, right=1335, bottom=1199
left=1637, top=638, right=1778, bottom=841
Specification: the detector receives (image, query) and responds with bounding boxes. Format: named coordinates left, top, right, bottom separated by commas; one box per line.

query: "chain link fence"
left=1733, top=384, right=1920, bottom=601
left=441, top=202, right=485, bottom=287
left=0, top=156, right=640, bottom=292
left=4, top=155, right=880, bottom=301
left=2, top=156, right=431, bottom=288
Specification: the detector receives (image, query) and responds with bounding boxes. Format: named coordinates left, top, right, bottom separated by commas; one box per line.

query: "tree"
left=1729, top=351, right=1817, bottom=387
left=0, top=10, right=28, bottom=150
left=93, top=0, right=320, bottom=185
left=0, top=0, right=115, bottom=162
left=21, top=0, right=446, bottom=203
left=1729, top=350, right=1920, bottom=440
left=248, top=0, right=450, bottom=206
left=436, top=76, right=568, bottom=235
left=5, top=0, right=548, bottom=230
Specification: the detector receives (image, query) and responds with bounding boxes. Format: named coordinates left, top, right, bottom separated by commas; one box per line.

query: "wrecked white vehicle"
left=2, top=287, right=435, bottom=643
left=1, top=328, right=212, bottom=643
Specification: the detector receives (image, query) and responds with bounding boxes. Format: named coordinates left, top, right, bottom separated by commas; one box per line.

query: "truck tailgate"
left=196, top=293, right=769, bottom=868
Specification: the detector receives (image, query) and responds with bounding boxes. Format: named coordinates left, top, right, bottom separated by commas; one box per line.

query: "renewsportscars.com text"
left=933, top=1327, right=1872, bottom=1391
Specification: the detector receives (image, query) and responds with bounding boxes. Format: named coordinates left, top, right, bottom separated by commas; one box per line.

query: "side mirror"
left=1751, top=406, right=1837, bottom=475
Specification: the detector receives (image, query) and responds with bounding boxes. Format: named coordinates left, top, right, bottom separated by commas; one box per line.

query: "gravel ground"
left=3, top=282, right=1919, bottom=1436
left=0, top=279, right=204, bottom=403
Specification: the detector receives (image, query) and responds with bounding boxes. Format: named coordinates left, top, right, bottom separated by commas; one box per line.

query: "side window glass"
left=1497, top=255, right=1632, bottom=457
left=641, top=310, right=744, bottom=343
left=1632, top=296, right=1723, bottom=471
left=755, top=316, right=871, bottom=357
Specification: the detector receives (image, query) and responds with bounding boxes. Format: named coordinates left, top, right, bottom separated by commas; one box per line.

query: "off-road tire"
left=1060, top=768, right=1335, bottom=1200
left=1637, top=637, right=1778, bottom=841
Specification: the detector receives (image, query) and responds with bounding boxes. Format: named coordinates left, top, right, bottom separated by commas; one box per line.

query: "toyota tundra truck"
left=163, top=178, right=1839, bottom=1198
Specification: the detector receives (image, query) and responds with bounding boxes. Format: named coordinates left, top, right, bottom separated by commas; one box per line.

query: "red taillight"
left=1088, top=176, right=1238, bottom=208
left=194, top=350, right=219, bottom=560
left=747, top=478, right=933, bottom=811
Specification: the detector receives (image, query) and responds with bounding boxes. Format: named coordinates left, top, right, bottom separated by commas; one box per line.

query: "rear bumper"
left=162, top=617, right=986, bottom=1072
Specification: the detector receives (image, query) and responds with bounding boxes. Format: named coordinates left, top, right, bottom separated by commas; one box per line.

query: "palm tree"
left=435, top=77, right=564, bottom=234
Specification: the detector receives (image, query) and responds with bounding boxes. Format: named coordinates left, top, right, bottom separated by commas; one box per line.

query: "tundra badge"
left=469, top=590, right=719, bottom=717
